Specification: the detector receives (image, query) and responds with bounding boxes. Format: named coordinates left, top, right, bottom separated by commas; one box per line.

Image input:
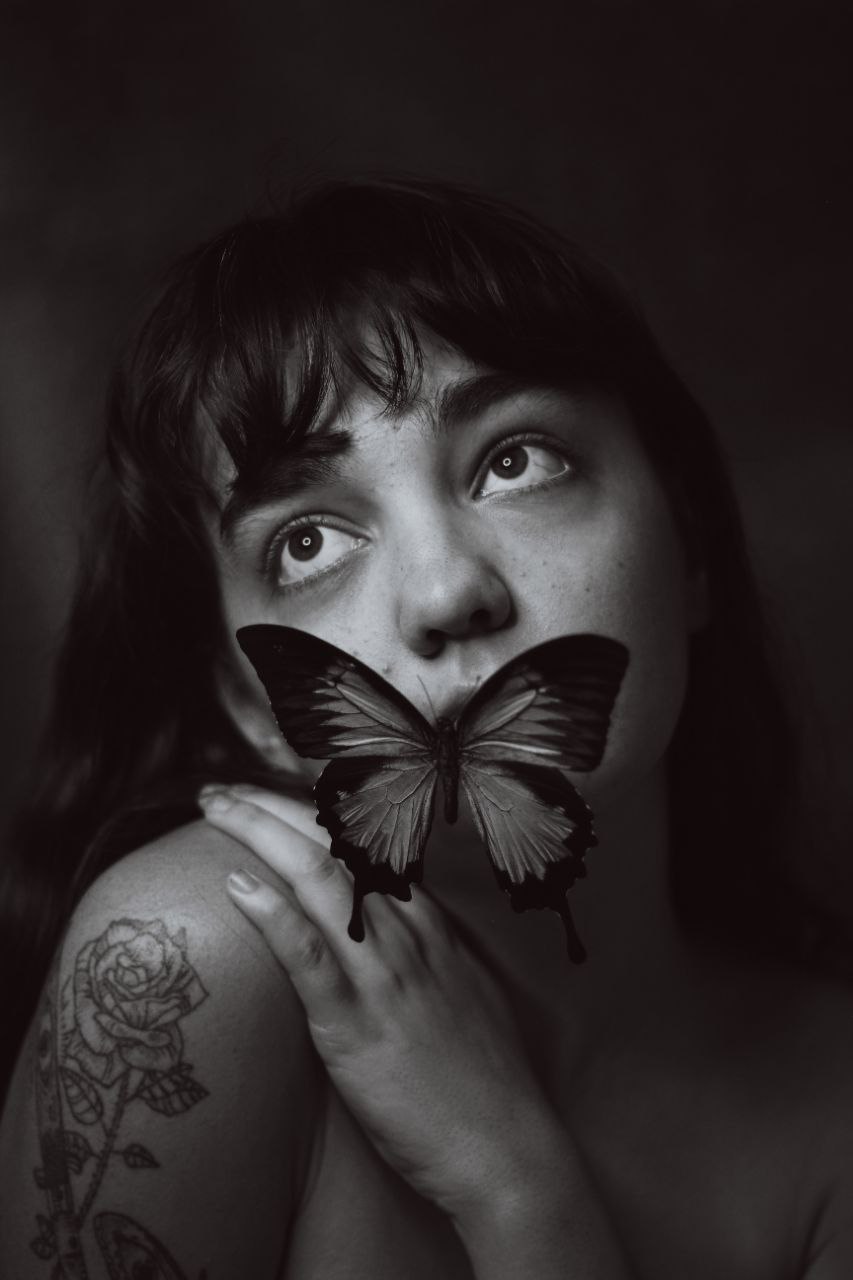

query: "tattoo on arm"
left=31, top=919, right=209, bottom=1279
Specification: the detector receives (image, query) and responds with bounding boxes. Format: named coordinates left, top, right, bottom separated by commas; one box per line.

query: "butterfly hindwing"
left=237, top=624, right=436, bottom=759
left=314, top=755, right=438, bottom=938
left=459, top=760, right=595, bottom=962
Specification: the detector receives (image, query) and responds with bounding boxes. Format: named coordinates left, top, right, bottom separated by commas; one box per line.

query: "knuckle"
left=293, top=929, right=328, bottom=973
left=304, top=852, right=339, bottom=884
left=267, top=892, right=295, bottom=927
left=237, top=800, right=267, bottom=833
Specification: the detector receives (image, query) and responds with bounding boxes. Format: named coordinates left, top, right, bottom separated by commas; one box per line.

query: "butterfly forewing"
left=238, top=624, right=436, bottom=759
left=459, top=633, right=629, bottom=770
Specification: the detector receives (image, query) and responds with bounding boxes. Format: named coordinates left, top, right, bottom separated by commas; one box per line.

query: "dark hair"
left=0, top=177, right=833, bottom=1095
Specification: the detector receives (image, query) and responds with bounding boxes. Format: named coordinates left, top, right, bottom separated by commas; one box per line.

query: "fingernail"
left=228, top=869, right=261, bottom=894
left=199, top=789, right=235, bottom=814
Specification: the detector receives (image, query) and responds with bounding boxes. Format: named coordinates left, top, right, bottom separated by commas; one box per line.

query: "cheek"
left=594, top=546, right=690, bottom=805
left=521, top=505, right=692, bottom=805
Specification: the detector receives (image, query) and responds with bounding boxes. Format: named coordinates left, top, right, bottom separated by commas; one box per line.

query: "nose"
left=396, top=542, right=513, bottom=657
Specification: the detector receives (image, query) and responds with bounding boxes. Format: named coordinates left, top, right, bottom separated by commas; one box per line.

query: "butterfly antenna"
left=417, top=676, right=439, bottom=726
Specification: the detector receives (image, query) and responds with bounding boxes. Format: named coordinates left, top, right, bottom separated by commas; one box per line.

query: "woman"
left=1, top=178, right=851, bottom=1278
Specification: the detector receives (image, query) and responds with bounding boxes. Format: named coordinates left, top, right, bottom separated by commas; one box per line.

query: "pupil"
left=289, top=527, right=323, bottom=562
left=492, top=446, right=528, bottom=479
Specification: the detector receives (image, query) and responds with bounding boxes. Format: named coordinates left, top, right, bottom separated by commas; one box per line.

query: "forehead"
left=207, top=339, right=590, bottom=528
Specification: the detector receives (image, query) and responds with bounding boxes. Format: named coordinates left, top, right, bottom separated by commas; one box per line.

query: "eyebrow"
left=218, top=371, right=553, bottom=547
left=434, top=371, right=547, bottom=434
left=219, top=430, right=353, bottom=546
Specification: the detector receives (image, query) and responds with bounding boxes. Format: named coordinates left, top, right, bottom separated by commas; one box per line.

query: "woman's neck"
left=426, top=765, right=716, bottom=1072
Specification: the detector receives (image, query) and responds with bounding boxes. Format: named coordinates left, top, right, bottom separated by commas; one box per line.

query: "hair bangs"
left=122, top=179, right=654, bottom=527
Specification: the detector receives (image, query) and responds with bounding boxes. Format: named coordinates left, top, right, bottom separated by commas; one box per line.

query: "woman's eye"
left=477, top=443, right=571, bottom=497
left=275, top=524, right=362, bottom=586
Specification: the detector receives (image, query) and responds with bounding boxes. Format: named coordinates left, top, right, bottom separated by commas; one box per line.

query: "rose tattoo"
left=31, top=919, right=209, bottom=1277
left=65, top=918, right=207, bottom=1085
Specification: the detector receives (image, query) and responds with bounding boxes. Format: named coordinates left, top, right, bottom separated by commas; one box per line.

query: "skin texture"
left=4, top=341, right=853, bottom=1278
left=213, top=342, right=705, bottom=815
left=196, top=343, right=853, bottom=1279
left=201, top=784, right=638, bottom=1279
left=201, top=342, right=853, bottom=1279
left=201, top=344, right=710, bottom=1274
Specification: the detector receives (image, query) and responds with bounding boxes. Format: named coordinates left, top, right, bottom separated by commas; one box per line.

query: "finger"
left=228, top=785, right=333, bottom=851
left=200, top=783, right=332, bottom=850
left=200, top=789, right=362, bottom=956
left=385, top=885, right=453, bottom=937
left=227, top=869, right=353, bottom=1018
left=380, top=886, right=461, bottom=965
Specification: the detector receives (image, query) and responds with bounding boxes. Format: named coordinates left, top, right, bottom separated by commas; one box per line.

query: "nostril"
left=422, top=630, right=445, bottom=658
left=469, top=608, right=490, bottom=634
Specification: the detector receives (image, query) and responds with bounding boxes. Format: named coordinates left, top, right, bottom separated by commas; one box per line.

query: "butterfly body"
left=237, top=625, right=629, bottom=962
left=435, top=717, right=460, bottom=823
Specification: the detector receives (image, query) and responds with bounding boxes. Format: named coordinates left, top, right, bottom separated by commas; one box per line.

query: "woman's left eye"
left=476, top=442, right=572, bottom=497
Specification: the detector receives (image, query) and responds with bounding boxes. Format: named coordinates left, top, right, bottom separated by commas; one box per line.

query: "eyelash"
left=260, top=431, right=578, bottom=592
left=260, top=516, right=360, bottom=594
left=474, top=430, right=578, bottom=496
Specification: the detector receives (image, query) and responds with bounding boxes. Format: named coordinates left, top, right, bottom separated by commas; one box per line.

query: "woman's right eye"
left=273, top=523, right=363, bottom=588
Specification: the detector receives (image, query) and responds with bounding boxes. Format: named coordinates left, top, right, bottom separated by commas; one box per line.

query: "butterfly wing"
left=237, top=624, right=436, bottom=760
left=93, top=1211, right=195, bottom=1280
left=459, top=761, right=595, bottom=962
left=314, top=756, right=438, bottom=939
left=458, top=634, right=629, bottom=961
left=237, top=625, right=439, bottom=937
left=459, top=633, right=629, bottom=770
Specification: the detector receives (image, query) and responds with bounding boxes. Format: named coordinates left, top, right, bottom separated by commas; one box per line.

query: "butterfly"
left=94, top=1211, right=207, bottom=1280
left=236, top=626, right=629, bottom=962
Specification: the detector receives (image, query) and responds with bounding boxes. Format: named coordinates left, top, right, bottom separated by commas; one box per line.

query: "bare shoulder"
left=71, top=817, right=302, bottom=984
left=730, top=962, right=853, bottom=1280
left=0, top=820, right=322, bottom=1280
left=768, top=966, right=853, bottom=1121
left=778, top=970, right=853, bottom=1279
left=721, top=956, right=853, bottom=1130
left=64, top=818, right=320, bottom=1126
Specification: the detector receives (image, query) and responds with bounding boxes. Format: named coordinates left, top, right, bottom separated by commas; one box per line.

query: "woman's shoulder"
left=777, top=964, right=853, bottom=1131
left=718, top=954, right=853, bottom=1118
left=717, top=957, right=853, bottom=1237
left=57, top=817, right=324, bottom=1154
left=77, top=815, right=289, bottom=946
left=0, top=820, right=322, bottom=1278
left=759, top=965, right=853, bottom=1276
left=66, top=817, right=315, bottom=1052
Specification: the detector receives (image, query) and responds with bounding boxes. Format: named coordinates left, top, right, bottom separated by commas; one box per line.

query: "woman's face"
left=208, top=340, right=706, bottom=808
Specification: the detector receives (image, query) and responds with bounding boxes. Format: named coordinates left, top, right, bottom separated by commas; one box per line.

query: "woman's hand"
left=198, top=782, right=571, bottom=1226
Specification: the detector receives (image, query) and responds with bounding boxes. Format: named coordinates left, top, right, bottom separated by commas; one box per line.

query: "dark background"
left=2, top=0, right=852, bottom=915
